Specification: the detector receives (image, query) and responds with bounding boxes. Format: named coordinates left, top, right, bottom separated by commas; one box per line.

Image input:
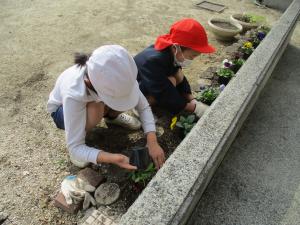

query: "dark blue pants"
left=51, top=105, right=65, bottom=130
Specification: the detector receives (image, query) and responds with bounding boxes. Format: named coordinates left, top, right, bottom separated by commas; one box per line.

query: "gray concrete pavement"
left=188, top=44, right=300, bottom=225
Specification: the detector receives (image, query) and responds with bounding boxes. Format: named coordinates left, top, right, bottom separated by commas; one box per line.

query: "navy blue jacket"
left=134, top=45, right=191, bottom=114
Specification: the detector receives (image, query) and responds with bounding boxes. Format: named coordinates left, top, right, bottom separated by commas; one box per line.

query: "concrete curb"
left=117, top=1, right=300, bottom=225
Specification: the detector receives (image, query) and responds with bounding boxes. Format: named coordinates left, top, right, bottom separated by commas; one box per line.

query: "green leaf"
left=217, top=68, right=234, bottom=78
left=176, top=121, right=184, bottom=128
left=145, top=163, right=155, bottom=172
left=186, top=114, right=195, bottom=124
left=199, top=87, right=220, bottom=105
left=179, top=116, right=186, bottom=123
left=247, top=14, right=266, bottom=24
left=135, top=176, right=141, bottom=182
left=183, top=123, right=190, bottom=130
left=129, top=162, right=156, bottom=184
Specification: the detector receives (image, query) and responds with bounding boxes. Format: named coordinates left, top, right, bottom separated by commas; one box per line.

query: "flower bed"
left=174, top=25, right=270, bottom=136
left=117, top=2, right=300, bottom=223
left=82, top=22, right=273, bottom=225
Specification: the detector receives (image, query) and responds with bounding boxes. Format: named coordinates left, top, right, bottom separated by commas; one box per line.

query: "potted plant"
left=196, top=87, right=220, bottom=106
left=216, top=67, right=234, bottom=85
left=208, top=18, right=242, bottom=41
left=176, top=115, right=197, bottom=137
left=230, top=14, right=262, bottom=31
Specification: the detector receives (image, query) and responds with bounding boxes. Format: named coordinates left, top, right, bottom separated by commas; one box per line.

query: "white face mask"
left=173, top=45, right=193, bottom=68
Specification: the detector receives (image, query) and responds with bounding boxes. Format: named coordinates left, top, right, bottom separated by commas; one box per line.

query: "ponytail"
left=74, top=52, right=90, bottom=67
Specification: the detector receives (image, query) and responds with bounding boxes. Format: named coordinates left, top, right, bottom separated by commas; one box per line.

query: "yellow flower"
left=170, top=116, right=177, bottom=130
left=243, top=41, right=253, bottom=48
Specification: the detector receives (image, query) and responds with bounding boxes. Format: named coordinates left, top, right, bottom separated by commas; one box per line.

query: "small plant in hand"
left=129, top=163, right=156, bottom=191
left=176, top=114, right=197, bottom=136
left=196, top=87, right=220, bottom=105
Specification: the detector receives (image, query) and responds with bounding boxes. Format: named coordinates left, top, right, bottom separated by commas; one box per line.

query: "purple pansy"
left=224, top=62, right=231, bottom=68
left=257, top=32, right=266, bottom=41
left=219, top=84, right=226, bottom=92
left=222, top=59, right=233, bottom=68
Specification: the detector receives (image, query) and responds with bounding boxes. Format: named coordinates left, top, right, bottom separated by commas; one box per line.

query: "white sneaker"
left=70, top=155, right=90, bottom=168
left=105, top=113, right=141, bottom=130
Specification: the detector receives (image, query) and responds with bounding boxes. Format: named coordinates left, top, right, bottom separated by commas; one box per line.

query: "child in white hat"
left=47, top=45, right=165, bottom=170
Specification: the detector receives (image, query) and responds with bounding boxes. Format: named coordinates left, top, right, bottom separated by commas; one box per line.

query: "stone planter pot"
left=208, top=18, right=242, bottom=41
left=230, top=14, right=259, bottom=32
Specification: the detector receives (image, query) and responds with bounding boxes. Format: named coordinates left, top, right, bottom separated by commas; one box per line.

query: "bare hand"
left=111, top=154, right=137, bottom=170
left=148, top=143, right=165, bottom=170
left=98, top=151, right=137, bottom=170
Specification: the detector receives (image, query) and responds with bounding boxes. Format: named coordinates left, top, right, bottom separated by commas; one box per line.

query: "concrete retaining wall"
left=118, top=1, right=300, bottom=225
left=264, top=0, right=293, bottom=11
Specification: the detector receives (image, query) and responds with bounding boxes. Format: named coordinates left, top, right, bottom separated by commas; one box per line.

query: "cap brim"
left=154, top=34, right=173, bottom=51
left=100, top=81, right=140, bottom=112
left=192, top=44, right=216, bottom=54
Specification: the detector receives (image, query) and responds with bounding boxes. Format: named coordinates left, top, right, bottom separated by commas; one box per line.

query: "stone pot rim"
left=230, top=13, right=259, bottom=27
left=208, top=18, right=242, bottom=33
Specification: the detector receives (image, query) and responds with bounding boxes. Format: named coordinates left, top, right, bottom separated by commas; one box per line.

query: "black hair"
left=74, top=52, right=90, bottom=67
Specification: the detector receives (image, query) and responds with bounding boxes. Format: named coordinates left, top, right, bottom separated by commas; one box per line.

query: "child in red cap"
left=134, top=18, right=215, bottom=117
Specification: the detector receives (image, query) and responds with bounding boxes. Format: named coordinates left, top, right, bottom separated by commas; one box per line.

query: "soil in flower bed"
left=212, top=21, right=239, bottom=30
left=83, top=107, right=182, bottom=214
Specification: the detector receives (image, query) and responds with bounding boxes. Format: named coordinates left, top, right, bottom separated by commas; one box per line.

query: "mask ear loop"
left=172, top=44, right=178, bottom=55
left=172, top=44, right=179, bottom=66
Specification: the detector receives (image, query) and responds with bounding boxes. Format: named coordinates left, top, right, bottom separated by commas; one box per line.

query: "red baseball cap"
left=154, top=18, right=215, bottom=53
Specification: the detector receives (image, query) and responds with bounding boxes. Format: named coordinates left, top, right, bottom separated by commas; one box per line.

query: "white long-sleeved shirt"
left=47, top=65, right=156, bottom=164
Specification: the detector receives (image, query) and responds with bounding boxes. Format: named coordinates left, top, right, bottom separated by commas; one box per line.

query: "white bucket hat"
left=86, top=45, right=140, bottom=112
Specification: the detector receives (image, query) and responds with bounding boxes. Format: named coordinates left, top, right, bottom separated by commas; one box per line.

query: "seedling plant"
left=176, top=114, right=197, bottom=136
left=196, top=87, right=220, bottom=105
left=231, top=58, right=245, bottom=72
left=129, top=162, right=156, bottom=188
left=240, top=41, right=254, bottom=56
left=216, top=67, right=234, bottom=85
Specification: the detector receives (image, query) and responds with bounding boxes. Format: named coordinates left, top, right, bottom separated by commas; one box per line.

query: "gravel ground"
left=0, top=0, right=281, bottom=224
